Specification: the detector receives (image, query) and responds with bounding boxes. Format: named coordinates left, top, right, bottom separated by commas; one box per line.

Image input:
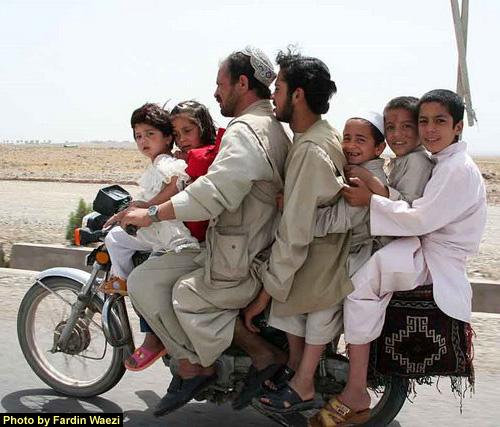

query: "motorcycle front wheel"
left=17, top=277, right=126, bottom=398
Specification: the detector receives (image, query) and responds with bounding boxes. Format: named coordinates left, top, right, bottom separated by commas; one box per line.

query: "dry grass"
left=2, top=143, right=500, bottom=205
left=0, top=143, right=148, bottom=184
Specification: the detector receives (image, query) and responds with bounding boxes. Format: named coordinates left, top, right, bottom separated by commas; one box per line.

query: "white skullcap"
left=239, top=46, right=276, bottom=87
left=351, top=111, right=385, bottom=136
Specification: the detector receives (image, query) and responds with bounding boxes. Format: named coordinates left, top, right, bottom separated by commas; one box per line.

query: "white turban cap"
left=239, top=46, right=277, bottom=87
left=351, top=111, right=385, bottom=136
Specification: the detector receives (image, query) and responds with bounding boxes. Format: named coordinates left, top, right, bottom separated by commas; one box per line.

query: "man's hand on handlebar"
left=104, top=206, right=153, bottom=229
left=243, top=289, right=271, bottom=333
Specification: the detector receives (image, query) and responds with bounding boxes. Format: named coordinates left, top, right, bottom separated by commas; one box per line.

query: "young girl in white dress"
left=99, top=103, right=199, bottom=295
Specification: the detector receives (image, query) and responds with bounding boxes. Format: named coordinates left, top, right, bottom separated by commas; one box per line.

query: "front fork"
left=46, top=263, right=134, bottom=355
left=56, top=265, right=102, bottom=347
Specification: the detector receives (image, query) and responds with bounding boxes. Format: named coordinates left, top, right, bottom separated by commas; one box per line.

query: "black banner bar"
left=1, top=414, right=123, bottom=426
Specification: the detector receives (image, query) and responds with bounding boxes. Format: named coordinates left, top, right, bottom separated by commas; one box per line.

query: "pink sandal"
left=124, top=346, right=167, bottom=371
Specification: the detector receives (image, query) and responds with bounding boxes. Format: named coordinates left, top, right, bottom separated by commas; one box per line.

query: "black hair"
left=384, top=96, right=419, bottom=123
left=171, top=100, right=216, bottom=146
left=276, top=47, right=337, bottom=115
left=418, top=89, right=465, bottom=126
left=130, top=103, right=173, bottom=136
left=226, top=52, right=271, bottom=99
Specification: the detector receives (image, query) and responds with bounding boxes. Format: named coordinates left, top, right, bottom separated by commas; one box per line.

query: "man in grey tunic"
left=117, top=47, right=291, bottom=416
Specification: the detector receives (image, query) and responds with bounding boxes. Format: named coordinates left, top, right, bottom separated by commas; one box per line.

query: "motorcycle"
left=17, top=185, right=409, bottom=426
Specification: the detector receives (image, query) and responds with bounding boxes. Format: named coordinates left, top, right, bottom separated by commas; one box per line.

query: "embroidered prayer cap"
left=238, top=46, right=277, bottom=87
left=352, top=111, right=385, bottom=136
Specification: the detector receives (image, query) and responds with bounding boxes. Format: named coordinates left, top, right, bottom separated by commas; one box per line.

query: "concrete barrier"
left=7, top=243, right=500, bottom=314
left=472, top=280, right=500, bottom=314
left=10, top=243, right=93, bottom=272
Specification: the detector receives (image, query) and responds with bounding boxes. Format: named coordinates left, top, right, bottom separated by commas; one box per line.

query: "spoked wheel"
left=17, top=277, right=126, bottom=397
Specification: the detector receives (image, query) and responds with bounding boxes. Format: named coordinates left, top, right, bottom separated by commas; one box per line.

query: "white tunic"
left=369, top=141, right=486, bottom=323
left=135, top=154, right=198, bottom=253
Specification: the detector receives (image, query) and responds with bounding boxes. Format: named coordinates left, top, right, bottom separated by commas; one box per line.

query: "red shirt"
left=184, top=128, right=224, bottom=242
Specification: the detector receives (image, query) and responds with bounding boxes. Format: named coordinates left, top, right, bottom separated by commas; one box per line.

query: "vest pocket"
left=209, top=232, right=249, bottom=286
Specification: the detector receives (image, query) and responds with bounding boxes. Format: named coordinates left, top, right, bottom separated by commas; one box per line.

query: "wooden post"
left=456, top=0, right=469, bottom=99
left=450, top=0, right=475, bottom=126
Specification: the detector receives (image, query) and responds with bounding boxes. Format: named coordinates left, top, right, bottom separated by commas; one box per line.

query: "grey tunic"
left=315, top=158, right=388, bottom=276
left=386, top=145, right=434, bottom=204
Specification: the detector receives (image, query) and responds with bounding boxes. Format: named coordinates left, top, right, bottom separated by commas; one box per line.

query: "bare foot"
left=178, top=359, right=215, bottom=379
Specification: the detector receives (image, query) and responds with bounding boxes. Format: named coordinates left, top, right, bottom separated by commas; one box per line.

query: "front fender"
left=36, top=267, right=91, bottom=287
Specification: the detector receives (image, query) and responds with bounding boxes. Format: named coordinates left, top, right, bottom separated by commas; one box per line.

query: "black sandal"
left=232, top=363, right=282, bottom=410
left=262, top=364, right=295, bottom=392
left=154, top=373, right=216, bottom=417
left=255, top=384, right=315, bottom=414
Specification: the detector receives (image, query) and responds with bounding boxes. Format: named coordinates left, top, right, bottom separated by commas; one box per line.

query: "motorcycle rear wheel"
left=17, top=277, right=126, bottom=398
left=363, top=375, right=409, bottom=426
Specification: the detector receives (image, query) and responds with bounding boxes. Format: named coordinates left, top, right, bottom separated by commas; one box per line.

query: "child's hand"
left=243, top=290, right=271, bottom=333
left=341, top=177, right=373, bottom=206
left=173, top=151, right=187, bottom=160
left=344, top=165, right=374, bottom=184
left=276, top=192, right=284, bottom=212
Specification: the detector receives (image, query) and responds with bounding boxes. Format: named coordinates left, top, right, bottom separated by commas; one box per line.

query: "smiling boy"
left=315, top=112, right=389, bottom=276
left=346, top=96, right=434, bottom=205
left=309, top=89, right=487, bottom=426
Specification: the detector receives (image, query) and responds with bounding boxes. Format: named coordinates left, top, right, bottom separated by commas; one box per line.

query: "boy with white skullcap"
left=315, top=111, right=389, bottom=276
left=345, top=96, right=434, bottom=205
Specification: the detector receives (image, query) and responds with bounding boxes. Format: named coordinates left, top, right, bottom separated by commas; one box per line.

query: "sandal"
left=254, top=384, right=315, bottom=414
left=262, top=364, right=295, bottom=392
left=124, top=346, right=167, bottom=371
left=154, top=373, right=217, bottom=417
left=232, top=363, right=282, bottom=410
left=307, top=397, right=370, bottom=427
left=98, top=276, right=127, bottom=295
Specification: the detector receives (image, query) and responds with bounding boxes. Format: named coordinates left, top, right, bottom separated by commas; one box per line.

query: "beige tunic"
left=386, top=145, right=434, bottom=204
left=129, top=100, right=291, bottom=367
left=262, top=120, right=353, bottom=317
left=315, top=158, right=388, bottom=276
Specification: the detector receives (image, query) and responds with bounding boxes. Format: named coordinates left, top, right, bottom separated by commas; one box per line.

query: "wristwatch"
left=147, top=205, right=160, bottom=222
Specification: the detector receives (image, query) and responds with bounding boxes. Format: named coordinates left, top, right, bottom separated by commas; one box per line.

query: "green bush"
left=66, top=198, right=93, bottom=244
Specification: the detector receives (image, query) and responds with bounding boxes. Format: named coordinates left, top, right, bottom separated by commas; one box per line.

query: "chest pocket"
left=209, top=232, right=249, bottom=285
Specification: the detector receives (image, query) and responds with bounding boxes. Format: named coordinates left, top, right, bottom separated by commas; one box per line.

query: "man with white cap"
left=118, top=46, right=291, bottom=416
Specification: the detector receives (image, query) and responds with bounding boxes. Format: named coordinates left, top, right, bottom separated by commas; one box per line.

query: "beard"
left=219, top=89, right=239, bottom=117
left=275, top=95, right=294, bottom=123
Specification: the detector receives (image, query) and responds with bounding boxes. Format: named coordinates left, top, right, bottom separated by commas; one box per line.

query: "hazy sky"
left=1, top=0, right=499, bottom=154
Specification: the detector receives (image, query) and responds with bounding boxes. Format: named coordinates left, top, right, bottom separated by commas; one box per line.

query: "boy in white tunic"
left=315, top=112, right=388, bottom=277
left=309, top=89, right=487, bottom=427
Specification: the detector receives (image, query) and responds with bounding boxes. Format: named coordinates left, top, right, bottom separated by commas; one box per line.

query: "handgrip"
left=124, top=224, right=138, bottom=236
